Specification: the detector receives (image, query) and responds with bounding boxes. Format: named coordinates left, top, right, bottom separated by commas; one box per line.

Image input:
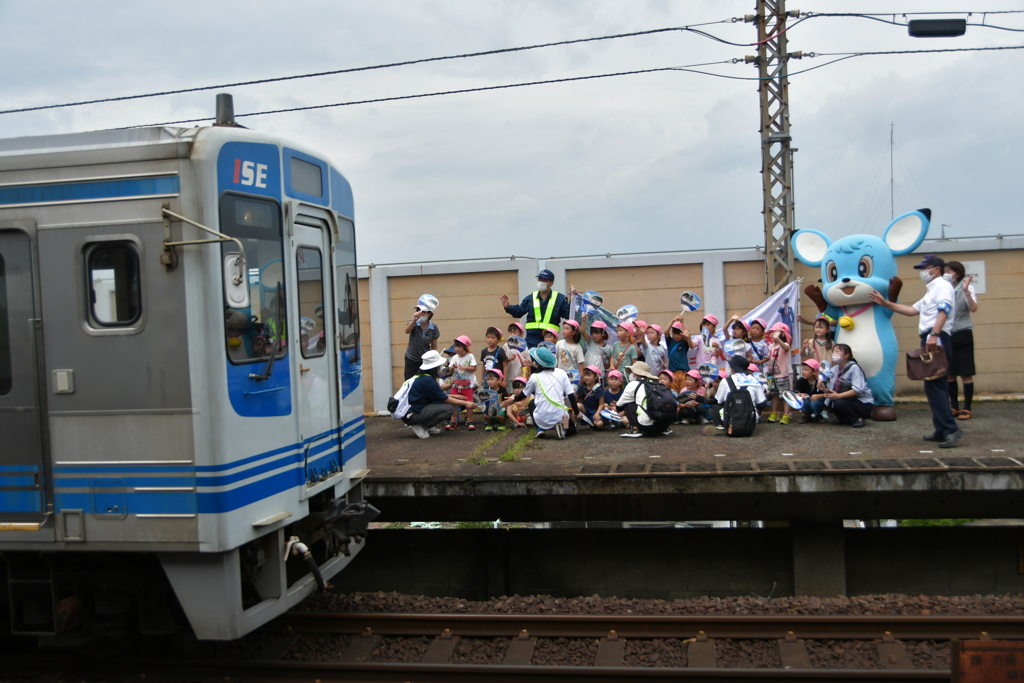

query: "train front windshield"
left=220, top=194, right=287, bottom=362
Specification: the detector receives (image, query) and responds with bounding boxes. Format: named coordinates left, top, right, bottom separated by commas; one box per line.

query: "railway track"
left=4, top=611, right=1021, bottom=681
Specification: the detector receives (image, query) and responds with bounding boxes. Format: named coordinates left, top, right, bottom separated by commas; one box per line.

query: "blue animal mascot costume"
left=791, top=209, right=931, bottom=421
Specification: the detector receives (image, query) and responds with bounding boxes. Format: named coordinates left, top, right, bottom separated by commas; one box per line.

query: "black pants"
left=403, top=403, right=451, bottom=429
left=829, top=398, right=873, bottom=424
left=920, top=332, right=959, bottom=437
left=622, top=403, right=671, bottom=436
left=403, top=356, right=422, bottom=381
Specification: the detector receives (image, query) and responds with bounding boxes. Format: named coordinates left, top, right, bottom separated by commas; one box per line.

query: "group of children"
left=422, top=307, right=846, bottom=435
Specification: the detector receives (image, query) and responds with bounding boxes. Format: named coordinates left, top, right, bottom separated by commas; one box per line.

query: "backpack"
left=724, top=376, right=757, bottom=437
left=387, top=375, right=419, bottom=420
left=639, top=379, right=678, bottom=423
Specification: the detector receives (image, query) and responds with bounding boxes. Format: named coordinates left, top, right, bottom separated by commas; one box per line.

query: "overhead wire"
left=122, top=43, right=1024, bottom=128
left=0, top=19, right=759, bottom=116
left=6, top=9, right=1021, bottom=127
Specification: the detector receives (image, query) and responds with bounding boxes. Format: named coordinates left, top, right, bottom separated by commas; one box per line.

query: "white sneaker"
left=620, top=429, right=643, bottom=438
left=410, top=424, right=429, bottom=439
left=554, top=423, right=565, bottom=440
left=661, top=428, right=674, bottom=436
left=428, top=427, right=441, bottom=435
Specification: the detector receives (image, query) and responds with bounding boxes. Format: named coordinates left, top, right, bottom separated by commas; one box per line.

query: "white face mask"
left=942, top=273, right=954, bottom=282
left=537, top=281, right=550, bottom=292
left=919, top=270, right=935, bottom=284
left=832, top=352, right=842, bottom=363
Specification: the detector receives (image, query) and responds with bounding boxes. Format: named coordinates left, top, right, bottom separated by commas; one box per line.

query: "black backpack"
left=639, top=379, right=678, bottom=423
left=724, top=376, right=757, bottom=437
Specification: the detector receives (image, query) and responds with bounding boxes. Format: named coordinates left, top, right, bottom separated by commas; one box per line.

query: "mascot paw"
left=803, top=284, right=827, bottom=313
left=888, top=276, right=903, bottom=303
left=872, top=405, right=898, bottom=422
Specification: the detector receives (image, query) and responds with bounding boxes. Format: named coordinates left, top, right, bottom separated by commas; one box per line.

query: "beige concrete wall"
left=385, top=270, right=519, bottom=395
left=724, top=261, right=768, bottom=321
left=566, top=264, right=703, bottom=331
left=363, top=247, right=1022, bottom=404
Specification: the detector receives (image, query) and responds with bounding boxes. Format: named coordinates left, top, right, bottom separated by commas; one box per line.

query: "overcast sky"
left=2, top=1, right=1021, bottom=265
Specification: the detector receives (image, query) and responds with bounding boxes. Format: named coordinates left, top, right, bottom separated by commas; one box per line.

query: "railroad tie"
left=778, top=631, right=812, bottom=669
left=421, top=628, right=459, bottom=664
left=687, top=631, right=717, bottom=668
left=502, top=629, right=537, bottom=665
left=594, top=630, right=625, bottom=667
left=877, top=631, right=914, bottom=670
left=337, top=627, right=380, bottom=662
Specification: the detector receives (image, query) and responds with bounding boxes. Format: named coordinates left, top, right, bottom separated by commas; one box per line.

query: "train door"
left=0, top=225, right=49, bottom=526
left=333, top=218, right=363, bottom=468
left=291, top=218, right=339, bottom=483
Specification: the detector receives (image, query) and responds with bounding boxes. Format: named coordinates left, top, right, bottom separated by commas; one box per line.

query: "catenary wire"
left=122, top=44, right=1024, bottom=128
left=121, top=63, right=730, bottom=128
left=0, top=21, right=753, bottom=116
left=5, top=11, right=1018, bottom=117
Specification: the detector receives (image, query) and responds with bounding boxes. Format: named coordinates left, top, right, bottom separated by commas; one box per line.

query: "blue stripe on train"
left=43, top=419, right=365, bottom=514
left=0, top=176, right=180, bottom=206
left=0, top=491, right=43, bottom=513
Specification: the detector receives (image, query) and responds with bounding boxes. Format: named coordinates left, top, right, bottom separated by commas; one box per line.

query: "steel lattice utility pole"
left=747, top=0, right=803, bottom=294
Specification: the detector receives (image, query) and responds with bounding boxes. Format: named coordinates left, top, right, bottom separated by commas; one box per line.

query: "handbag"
left=906, top=346, right=948, bottom=381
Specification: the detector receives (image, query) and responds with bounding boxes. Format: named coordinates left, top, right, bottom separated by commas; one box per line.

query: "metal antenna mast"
left=747, top=0, right=803, bottom=294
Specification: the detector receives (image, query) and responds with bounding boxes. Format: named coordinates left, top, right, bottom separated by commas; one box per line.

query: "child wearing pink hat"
left=555, top=319, right=586, bottom=378
left=765, top=323, right=793, bottom=424
left=595, top=369, right=626, bottom=429
left=691, top=314, right=724, bottom=368
left=610, top=322, right=639, bottom=378
left=582, top=319, right=612, bottom=373
left=446, top=335, right=478, bottom=430
left=794, top=358, right=826, bottom=423
left=642, top=323, right=669, bottom=377
left=575, top=365, right=604, bottom=428
left=677, top=369, right=710, bottom=424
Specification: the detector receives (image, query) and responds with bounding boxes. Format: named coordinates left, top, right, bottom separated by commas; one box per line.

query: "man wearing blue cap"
left=869, top=254, right=961, bottom=448
left=500, top=269, right=570, bottom=348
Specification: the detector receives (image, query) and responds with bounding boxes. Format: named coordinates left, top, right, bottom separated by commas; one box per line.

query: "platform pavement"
left=366, top=401, right=1023, bottom=474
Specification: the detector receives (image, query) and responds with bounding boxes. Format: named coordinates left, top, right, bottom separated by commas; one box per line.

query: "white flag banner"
left=742, top=280, right=803, bottom=366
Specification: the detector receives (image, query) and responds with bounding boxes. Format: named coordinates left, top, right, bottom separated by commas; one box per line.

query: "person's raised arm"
left=868, top=289, right=917, bottom=316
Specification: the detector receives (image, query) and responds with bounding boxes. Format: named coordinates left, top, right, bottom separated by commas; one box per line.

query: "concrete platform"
left=364, top=401, right=1024, bottom=522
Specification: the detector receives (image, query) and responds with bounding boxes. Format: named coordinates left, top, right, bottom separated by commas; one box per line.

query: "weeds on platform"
left=500, top=430, right=536, bottom=462
left=470, top=431, right=506, bottom=464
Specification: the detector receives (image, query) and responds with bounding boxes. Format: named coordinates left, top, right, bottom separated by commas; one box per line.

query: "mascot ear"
left=883, top=208, right=931, bottom=255
left=792, top=230, right=831, bottom=267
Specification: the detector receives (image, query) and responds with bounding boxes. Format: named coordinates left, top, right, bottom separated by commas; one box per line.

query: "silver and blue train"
left=0, top=97, right=376, bottom=644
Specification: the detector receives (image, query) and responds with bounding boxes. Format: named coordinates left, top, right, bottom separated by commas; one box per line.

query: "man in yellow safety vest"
left=500, top=269, right=571, bottom=348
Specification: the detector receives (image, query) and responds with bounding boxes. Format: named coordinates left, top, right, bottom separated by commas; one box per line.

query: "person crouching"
left=617, top=361, right=675, bottom=438
left=501, top=346, right=578, bottom=440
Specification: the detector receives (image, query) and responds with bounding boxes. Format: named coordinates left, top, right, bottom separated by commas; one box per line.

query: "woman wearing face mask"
left=869, top=254, right=961, bottom=448
left=819, top=344, right=874, bottom=427
left=943, top=261, right=979, bottom=420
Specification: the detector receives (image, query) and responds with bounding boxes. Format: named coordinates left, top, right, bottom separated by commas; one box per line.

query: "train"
left=0, top=95, right=377, bottom=646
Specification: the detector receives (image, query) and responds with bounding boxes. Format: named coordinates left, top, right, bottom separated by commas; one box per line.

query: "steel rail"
left=279, top=611, right=1024, bottom=640
left=1, top=655, right=951, bottom=682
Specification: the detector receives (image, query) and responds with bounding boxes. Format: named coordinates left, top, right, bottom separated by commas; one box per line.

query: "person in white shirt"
left=617, top=361, right=675, bottom=438
left=501, top=346, right=578, bottom=440
left=711, top=355, right=769, bottom=430
left=869, top=254, right=961, bottom=448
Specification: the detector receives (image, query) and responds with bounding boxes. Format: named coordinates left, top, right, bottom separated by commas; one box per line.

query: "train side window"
left=219, top=194, right=287, bottom=364
left=334, top=219, right=359, bottom=354
left=86, top=243, right=141, bottom=326
left=297, top=246, right=326, bottom=359
left=0, top=253, right=11, bottom=395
